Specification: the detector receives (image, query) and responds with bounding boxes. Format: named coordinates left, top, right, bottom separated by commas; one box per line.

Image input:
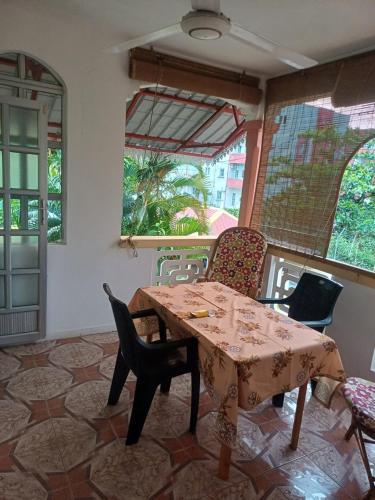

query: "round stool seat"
left=342, top=377, right=375, bottom=436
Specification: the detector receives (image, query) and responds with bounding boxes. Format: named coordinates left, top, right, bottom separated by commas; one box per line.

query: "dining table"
left=129, top=280, right=346, bottom=480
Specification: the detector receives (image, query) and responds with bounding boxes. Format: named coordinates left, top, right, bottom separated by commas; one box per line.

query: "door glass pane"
left=0, top=151, right=3, bottom=187
left=48, top=148, right=62, bottom=193
left=11, top=236, right=39, bottom=269
left=10, top=152, right=39, bottom=190
left=0, top=236, right=4, bottom=269
left=0, top=196, right=3, bottom=229
left=12, top=274, right=38, bottom=307
left=0, top=53, right=18, bottom=78
left=10, top=195, right=39, bottom=230
left=9, top=106, right=38, bottom=148
left=48, top=199, right=62, bottom=242
left=0, top=276, right=5, bottom=308
left=0, top=104, right=2, bottom=144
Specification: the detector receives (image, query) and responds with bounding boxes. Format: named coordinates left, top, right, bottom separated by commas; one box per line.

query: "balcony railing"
left=151, top=246, right=211, bottom=285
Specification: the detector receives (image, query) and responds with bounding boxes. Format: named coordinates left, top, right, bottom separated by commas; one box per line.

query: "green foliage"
left=327, top=139, right=375, bottom=271
left=265, top=125, right=375, bottom=271
left=48, top=149, right=62, bottom=194
left=0, top=149, right=62, bottom=243
left=46, top=149, right=63, bottom=242
left=122, top=153, right=210, bottom=236
left=226, top=208, right=240, bottom=218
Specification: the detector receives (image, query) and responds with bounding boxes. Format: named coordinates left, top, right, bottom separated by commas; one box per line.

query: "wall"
left=0, top=0, right=152, bottom=338
left=328, top=277, right=375, bottom=382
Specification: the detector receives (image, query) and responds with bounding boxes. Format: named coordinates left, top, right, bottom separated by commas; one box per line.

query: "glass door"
left=0, top=96, right=47, bottom=344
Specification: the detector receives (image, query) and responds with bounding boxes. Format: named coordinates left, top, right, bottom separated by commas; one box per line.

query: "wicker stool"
left=342, top=377, right=375, bottom=494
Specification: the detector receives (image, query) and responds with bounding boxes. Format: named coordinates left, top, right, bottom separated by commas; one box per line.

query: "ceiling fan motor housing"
left=181, top=10, right=231, bottom=40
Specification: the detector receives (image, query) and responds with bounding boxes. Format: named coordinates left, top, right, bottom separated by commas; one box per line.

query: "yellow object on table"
left=190, top=309, right=209, bottom=318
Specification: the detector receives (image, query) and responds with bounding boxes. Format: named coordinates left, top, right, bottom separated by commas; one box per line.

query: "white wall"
left=328, top=277, right=375, bottom=382
left=0, top=0, right=152, bottom=338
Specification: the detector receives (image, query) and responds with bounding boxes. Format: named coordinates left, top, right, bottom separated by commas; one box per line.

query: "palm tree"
left=122, top=153, right=210, bottom=236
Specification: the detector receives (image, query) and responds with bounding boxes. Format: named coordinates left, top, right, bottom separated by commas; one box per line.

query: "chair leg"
left=126, top=378, right=158, bottom=445
left=355, top=426, right=375, bottom=490
left=160, top=378, right=172, bottom=394
left=189, top=368, right=200, bottom=434
left=345, top=417, right=356, bottom=441
left=310, top=378, right=318, bottom=394
left=108, top=348, right=130, bottom=405
left=272, top=393, right=285, bottom=408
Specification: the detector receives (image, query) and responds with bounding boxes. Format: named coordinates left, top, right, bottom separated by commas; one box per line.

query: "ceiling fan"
left=109, top=0, right=318, bottom=70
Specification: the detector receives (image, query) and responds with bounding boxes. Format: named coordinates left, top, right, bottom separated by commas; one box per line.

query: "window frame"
left=0, top=52, right=67, bottom=244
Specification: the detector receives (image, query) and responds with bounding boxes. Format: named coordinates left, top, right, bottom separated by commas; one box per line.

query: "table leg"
left=218, top=444, right=232, bottom=480
left=290, top=381, right=308, bottom=450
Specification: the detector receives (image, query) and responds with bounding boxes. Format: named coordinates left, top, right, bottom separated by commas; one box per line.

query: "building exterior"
left=177, top=140, right=246, bottom=211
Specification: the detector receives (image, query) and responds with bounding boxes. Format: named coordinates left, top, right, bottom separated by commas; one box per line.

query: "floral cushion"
left=206, top=228, right=267, bottom=299
left=342, top=377, right=375, bottom=434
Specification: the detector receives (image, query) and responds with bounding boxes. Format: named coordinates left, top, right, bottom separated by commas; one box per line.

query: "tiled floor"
left=0, top=333, right=373, bottom=499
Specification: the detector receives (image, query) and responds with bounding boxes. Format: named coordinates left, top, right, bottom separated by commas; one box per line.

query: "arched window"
left=327, top=138, right=375, bottom=272
left=0, top=52, right=65, bottom=242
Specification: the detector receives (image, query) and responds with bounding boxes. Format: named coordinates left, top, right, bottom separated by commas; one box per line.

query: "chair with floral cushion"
left=342, top=377, right=375, bottom=494
left=202, top=227, right=267, bottom=299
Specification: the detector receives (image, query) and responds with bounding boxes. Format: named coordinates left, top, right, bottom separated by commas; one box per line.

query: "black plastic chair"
left=258, top=272, right=343, bottom=407
left=103, top=283, right=200, bottom=445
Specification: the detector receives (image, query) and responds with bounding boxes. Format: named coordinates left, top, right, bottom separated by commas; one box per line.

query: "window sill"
left=119, top=235, right=217, bottom=249
left=268, top=244, right=375, bottom=289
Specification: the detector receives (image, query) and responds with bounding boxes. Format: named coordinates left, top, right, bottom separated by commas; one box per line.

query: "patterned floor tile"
left=309, top=439, right=375, bottom=498
left=4, top=341, right=56, bottom=357
left=142, top=392, right=191, bottom=438
left=255, top=456, right=352, bottom=499
left=82, top=332, right=118, bottom=345
left=15, top=417, right=97, bottom=473
left=0, top=471, right=48, bottom=500
left=171, top=458, right=251, bottom=500
left=49, top=342, right=103, bottom=369
left=7, top=366, right=73, bottom=401
left=99, top=353, right=136, bottom=382
left=0, top=334, right=372, bottom=500
left=0, top=399, right=31, bottom=443
left=64, top=379, right=130, bottom=419
left=0, top=351, right=21, bottom=381
left=168, top=373, right=205, bottom=401
left=90, top=438, right=171, bottom=499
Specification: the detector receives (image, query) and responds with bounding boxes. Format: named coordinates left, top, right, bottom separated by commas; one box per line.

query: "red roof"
left=228, top=153, right=246, bottom=164
left=175, top=206, right=238, bottom=236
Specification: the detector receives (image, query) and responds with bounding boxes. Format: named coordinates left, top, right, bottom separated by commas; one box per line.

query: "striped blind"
left=251, top=51, right=375, bottom=257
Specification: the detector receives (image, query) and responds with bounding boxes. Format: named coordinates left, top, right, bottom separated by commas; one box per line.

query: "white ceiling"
left=43, top=0, right=375, bottom=77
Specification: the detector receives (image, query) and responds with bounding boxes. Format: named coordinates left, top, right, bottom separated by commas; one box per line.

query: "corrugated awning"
left=125, top=86, right=246, bottom=160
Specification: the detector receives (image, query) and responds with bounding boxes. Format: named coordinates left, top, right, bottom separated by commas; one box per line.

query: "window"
left=327, top=138, right=375, bottom=272
left=252, top=95, right=375, bottom=275
left=0, top=53, right=66, bottom=243
left=231, top=193, right=236, bottom=206
left=123, top=85, right=248, bottom=238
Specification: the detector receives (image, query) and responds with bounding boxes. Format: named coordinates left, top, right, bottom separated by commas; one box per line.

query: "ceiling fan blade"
left=191, top=0, right=220, bottom=13
left=108, top=24, right=182, bottom=53
left=230, top=23, right=318, bottom=69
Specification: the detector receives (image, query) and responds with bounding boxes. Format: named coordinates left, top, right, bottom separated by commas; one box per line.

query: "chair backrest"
left=287, top=272, right=343, bottom=325
left=205, top=227, right=267, bottom=298
left=103, top=283, right=141, bottom=374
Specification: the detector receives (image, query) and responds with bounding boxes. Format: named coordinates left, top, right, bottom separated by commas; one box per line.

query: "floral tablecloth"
left=129, top=281, right=346, bottom=448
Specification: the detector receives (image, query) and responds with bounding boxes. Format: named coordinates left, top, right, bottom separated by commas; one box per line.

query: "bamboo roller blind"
left=251, top=50, right=375, bottom=257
